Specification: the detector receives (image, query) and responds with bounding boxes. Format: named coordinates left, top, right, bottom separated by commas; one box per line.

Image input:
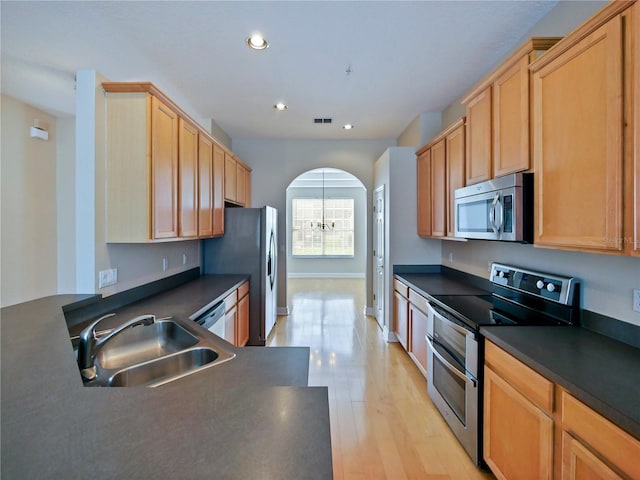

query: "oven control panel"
left=490, top=263, right=580, bottom=306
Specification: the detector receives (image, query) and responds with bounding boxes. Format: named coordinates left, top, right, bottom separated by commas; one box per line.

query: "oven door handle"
left=426, top=335, right=477, bottom=387
left=489, top=192, right=501, bottom=235
left=427, top=302, right=473, bottom=338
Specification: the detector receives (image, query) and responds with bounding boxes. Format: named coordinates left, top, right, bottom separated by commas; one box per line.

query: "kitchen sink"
left=107, top=348, right=219, bottom=387
left=75, top=316, right=235, bottom=388
left=96, top=320, right=199, bottom=369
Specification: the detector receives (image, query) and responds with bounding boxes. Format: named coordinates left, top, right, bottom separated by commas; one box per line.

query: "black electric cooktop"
left=432, top=294, right=572, bottom=331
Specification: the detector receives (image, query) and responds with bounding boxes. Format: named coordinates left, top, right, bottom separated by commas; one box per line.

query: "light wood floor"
left=268, top=278, right=495, bottom=480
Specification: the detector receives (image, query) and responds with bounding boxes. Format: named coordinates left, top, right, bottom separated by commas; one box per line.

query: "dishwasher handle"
left=193, top=301, right=225, bottom=330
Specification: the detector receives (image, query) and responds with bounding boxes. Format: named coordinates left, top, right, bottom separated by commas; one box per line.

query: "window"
left=292, top=198, right=354, bottom=256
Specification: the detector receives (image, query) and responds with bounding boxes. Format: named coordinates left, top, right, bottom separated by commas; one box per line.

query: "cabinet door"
left=446, top=124, right=465, bottom=237
left=417, top=148, right=432, bottom=237
left=408, top=303, right=428, bottom=377
left=533, top=17, right=624, bottom=252
left=393, top=290, right=409, bottom=351
left=244, top=169, right=251, bottom=208
left=493, top=54, right=530, bottom=177
left=198, top=134, right=213, bottom=238
left=465, top=87, right=492, bottom=185
left=178, top=118, right=198, bottom=238
left=237, top=291, right=249, bottom=347
left=431, top=139, right=447, bottom=238
left=224, top=306, right=237, bottom=345
left=151, top=96, right=178, bottom=239
left=212, top=144, right=225, bottom=236
left=236, top=163, right=246, bottom=206
left=561, top=432, right=622, bottom=480
left=224, top=152, right=237, bottom=203
left=484, top=366, right=554, bottom=480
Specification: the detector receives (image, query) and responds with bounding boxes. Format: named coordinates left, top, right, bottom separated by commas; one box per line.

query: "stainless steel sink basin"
left=76, top=316, right=235, bottom=387
left=96, top=320, right=199, bottom=369
left=107, top=348, right=219, bottom=387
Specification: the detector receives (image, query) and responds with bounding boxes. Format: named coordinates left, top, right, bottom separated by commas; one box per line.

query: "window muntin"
left=292, top=198, right=354, bottom=257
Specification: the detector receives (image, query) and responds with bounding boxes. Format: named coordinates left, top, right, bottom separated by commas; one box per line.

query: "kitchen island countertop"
left=1, top=275, right=332, bottom=479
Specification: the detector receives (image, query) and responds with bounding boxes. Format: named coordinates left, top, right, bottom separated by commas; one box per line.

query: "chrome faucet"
left=77, top=313, right=156, bottom=381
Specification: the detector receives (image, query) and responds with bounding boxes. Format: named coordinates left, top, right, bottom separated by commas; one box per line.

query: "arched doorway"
left=283, top=168, right=367, bottom=317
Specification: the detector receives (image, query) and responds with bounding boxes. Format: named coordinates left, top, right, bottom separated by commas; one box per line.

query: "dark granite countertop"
left=394, top=268, right=640, bottom=441
left=482, top=326, right=640, bottom=439
left=1, top=276, right=332, bottom=479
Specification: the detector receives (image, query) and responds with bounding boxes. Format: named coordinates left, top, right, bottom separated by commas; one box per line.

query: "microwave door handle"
left=426, top=335, right=477, bottom=387
left=489, top=193, right=500, bottom=235
left=494, top=196, right=504, bottom=233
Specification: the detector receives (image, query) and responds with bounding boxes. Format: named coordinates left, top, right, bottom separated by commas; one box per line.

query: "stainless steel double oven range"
left=425, top=263, right=581, bottom=465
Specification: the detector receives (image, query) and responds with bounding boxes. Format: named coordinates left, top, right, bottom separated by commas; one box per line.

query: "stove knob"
left=536, top=280, right=545, bottom=289
left=546, top=283, right=556, bottom=293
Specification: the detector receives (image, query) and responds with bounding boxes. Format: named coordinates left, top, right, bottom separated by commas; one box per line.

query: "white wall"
left=232, top=138, right=394, bottom=312
left=1, top=95, right=58, bottom=306
left=374, top=147, right=442, bottom=337
left=397, top=112, right=443, bottom=148
left=56, top=116, right=76, bottom=294
left=286, top=184, right=367, bottom=277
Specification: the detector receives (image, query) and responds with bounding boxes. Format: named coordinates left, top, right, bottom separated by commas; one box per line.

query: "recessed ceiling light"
left=343, top=124, right=354, bottom=130
left=274, top=102, right=287, bottom=111
left=246, top=33, right=268, bottom=50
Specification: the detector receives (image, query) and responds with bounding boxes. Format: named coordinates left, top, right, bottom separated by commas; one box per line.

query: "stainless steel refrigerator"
left=201, top=206, right=277, bottom=346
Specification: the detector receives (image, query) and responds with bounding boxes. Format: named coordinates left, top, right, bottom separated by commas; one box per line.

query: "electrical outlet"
left=182, top=253, right=187, bottom=265
left=162, top=258, right=168, bottom=271
left=634, top=289, right=640, bottom=313
left=98, top=268, right=117, bottom=288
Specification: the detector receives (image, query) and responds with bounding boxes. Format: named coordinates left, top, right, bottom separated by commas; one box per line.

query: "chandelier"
left=310, top=168, right=335, bottom=231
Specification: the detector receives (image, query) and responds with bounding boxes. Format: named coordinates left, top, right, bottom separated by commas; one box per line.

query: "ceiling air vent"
left=313, top=118, right=332, bottom=124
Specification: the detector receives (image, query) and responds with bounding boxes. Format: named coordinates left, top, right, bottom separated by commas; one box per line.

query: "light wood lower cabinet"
left=484, top=340, right=640, bottom=480
left=236, top=281, right=250, bottom=347
left=393, top=279, right=409, bottom=351
left=223, top=281, right=250, bottom=347
left=392, top=279, right=428, bottom=378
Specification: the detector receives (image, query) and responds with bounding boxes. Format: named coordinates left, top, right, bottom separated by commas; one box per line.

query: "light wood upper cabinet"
left=530, top=5, right=631, bottom=254
left=464, top=87, right=493, bottom=185
left=462, top=38, right=560, bottom=186
left=633, top=0, right=640, bottom=257
left=224, top=152, right=237, bottom=203
left=493, top=55, right=530, bottom=177
left=417, top=147, right=432, bottom=237
left=416, top=117, right=466, bottom=239
left=150, top=96, right=180, bottom=240
left=178, top=118, right=198, bottom=238
left=198, top=134, right=214, bottom=238
left=431, top=139, right=447, bottom=238
left=103, top=82, right=238, bottom=242
left=446, top=122, right=466, bottom=237
left=212, top=144, right=225, bottom=236
left=224, top=152, right=252, bottom=207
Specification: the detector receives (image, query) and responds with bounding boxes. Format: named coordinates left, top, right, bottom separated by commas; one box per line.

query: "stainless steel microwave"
left=454, top=173, right=533, bottom=242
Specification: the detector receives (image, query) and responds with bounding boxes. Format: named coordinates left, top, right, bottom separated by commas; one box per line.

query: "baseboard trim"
left=363, top=306, right=376, bottom=317
left=288, top=273, right=366, bottom=279
left=277, top=306, right=290, bottom=316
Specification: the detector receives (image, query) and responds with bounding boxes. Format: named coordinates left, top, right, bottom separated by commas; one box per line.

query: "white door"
left=373, top=186, right=385, bottom=329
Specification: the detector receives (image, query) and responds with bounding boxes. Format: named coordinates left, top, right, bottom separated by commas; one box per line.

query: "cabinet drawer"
left=485, top=341, right=554, bottom=414
left=393, top=278, right=409, bottom=298
left=224, top=290, right=238, bottom=312
left=238, top=281, right=249, bottom=299
left=408, top=289, right=429, bottom=314
left=561, top=390, right=640, bottom=479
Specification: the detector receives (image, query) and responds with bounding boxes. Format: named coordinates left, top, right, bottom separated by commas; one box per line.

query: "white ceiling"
left=1, top=1, right=561, bottom=141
